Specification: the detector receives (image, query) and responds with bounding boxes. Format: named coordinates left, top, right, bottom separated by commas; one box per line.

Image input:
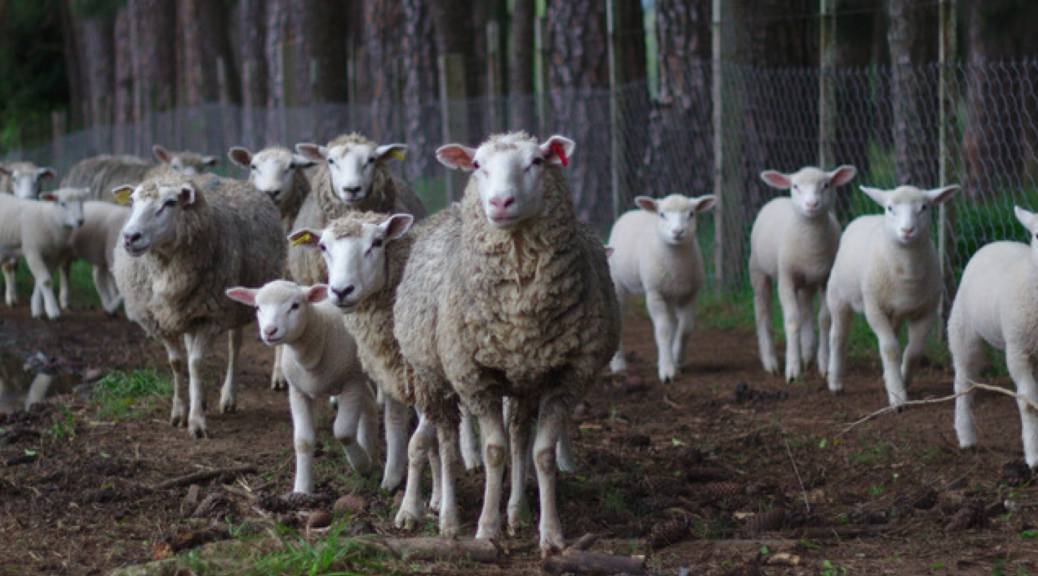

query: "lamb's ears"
left=604, top=246, right=615, bottom=258
left=291, top=154, right=317, bottom=168
left=634, top=196, right=659, bottom=214
left=1014, top=206, right=1038, bottom=231
left=381, top=214, right=414, bottom=240
left=295, top=143, right=327, bottom=163
left=540, top=135, right=576, bottom=167
left=692, top=195, right=718, bottom=213
left=36, top=167, right=57, bottom=180
left=375, top=143, right=408, bottom=164
left=860, top=186, right=888, bottom=207
left=760, top=170, right=793, bottom=190
left=288, top=229, right=321, bottom=249
left=112, top=185, right=133, bottom=206
left=39, top=192, right=57, bottom=202
left=179, top=184, right=197, bottom=205
left=828, top=165, right=857, bottom=187
left=228, top=147, right=252, bottom=168
left=200, top=155, right=219, bottom=169
left=307, top=284, right=330, bottom=303
left=436, top=144, right=477, bottom=171
left=225, top=287, right=257, bottom=306
left=926, top=185, right=960, bottom=205
left=152, top=144, right=171, bottom=163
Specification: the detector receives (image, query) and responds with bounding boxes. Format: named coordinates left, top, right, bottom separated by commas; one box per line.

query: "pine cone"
left=702, top=482, right=744, bottom=503
left=648, top=516, right=693, bottom=549
left=944, top=500, right=984, bottom=533
left=744, top=508, right=786, bottom=535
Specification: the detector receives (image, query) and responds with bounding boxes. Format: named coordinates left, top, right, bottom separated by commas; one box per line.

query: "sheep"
left=112, top=174, right=284, bottom=437
left=0, top=188, right=88, bottom=319
left=751, top=166, right=858, bottom=382
left=393, top=132, right=620, bottom=554
left=608, top=193, right=717, bottom=383
left=0, top=161, right=57, bottom=199
left=226, top=280, right=379, bottom=493
left=287, top=133, right=426, bottom=286
left=949, top=206, right=1038, bottom=467
left=826, top=184, right=959, bottom=408
left=58, top=201, right=131, bottom=315
left=61, top=144, right=219, bottom=201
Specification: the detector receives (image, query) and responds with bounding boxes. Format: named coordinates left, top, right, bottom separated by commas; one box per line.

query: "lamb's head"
left=226, top=280, right=329, bottom=346
left=0, top=162, right=57, bottom=199
left=437, top=131, right=575, bottom=229
left=634, top=194, right=716, bottom=246
left=152, top=144, right=219, bottom=176
left=229, top=146, right=314, bottom=208
left=760, top=165, right=857, bottom=218
left=289, top=213, right=413, bottom=311
left=115, top=179, right=200, bottom=257
left=296, top=134, right=407, bottom=206
left=1014, top=207, right=1038, bottom=263
left=40, top=187, right=88, bottom=229
left=861, top=184, right=959, bottom=246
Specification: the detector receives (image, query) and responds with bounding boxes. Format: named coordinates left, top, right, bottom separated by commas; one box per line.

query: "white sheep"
left=0, top=161, right=57, bottom=199
left=226, top=280, right=379, bottom=493
left=0, top=188, right=88, bottom=319
left=394, top=132, right=620, bottom=554
left=56, top=201, right=131, bottom=315
left=112, top=174, right=284, bottom=437
left=949, top=206, right=1038, bottom=467
left=826, top=184, right=959, bottom=408
left=751, top=165, right=857, bottom=381
left=61, top=144, right=219, bottom=201
left=608, top=194, right=716, bottom=383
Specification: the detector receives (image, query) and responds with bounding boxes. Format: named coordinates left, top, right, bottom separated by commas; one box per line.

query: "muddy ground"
left=1, top=299, right=1037, bottom=575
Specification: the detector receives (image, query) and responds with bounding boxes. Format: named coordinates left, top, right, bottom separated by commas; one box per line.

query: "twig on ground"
left=149, top=465, right=257, bottom=490
left=783, top=434, right=810, bottom=514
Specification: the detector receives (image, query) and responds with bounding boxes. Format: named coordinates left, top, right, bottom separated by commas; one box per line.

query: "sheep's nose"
left=76, top=218, right=85, bottom=226
left=343, top=186, right=362, bottom=194
left=805, top=200, right=820, bottom=209
left=489, top=196, right=515, bottom=210
left=331, top=285, right=355, bottom=301
left=263, top=326, right=277, bottom=338
left=123, top=232, right=141, bottom=246
left=899, top=227, right=915, bottom=236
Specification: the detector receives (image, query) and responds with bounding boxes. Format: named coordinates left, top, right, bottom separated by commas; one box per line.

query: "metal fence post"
left=438, top=53, right=468, bottom=203
left=712, top=0, right=727, bottom=287
left=937, top=0, right=958, bottom=335
left=819, top=0, right=836, bottom=170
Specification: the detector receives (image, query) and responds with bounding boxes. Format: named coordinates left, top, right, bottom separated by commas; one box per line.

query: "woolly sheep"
left=0, top=161, right=57, bottom=199
left=949, top=206, right=1038, bottom=467
left=226, top=280, right=378, bottom=493
left=394, top=132, right=620, bottom=554
left=0, top=188, right=88, bottom=319
left=287, top=133, right=426, bottom=286
left=61, top=144, right=219, bottom=201
left=826, top=184, right=959, bottom=408
left=56, top=201, right=131, bottom=315
left=751, top=166, right=858, bottom=382
left=112, top=174, right=284, bottom=437
left=608, top=193, right=716, bottom=383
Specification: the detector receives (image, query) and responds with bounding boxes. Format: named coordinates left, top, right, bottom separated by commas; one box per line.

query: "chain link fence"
left=6, top=60, right=1038, bottom=297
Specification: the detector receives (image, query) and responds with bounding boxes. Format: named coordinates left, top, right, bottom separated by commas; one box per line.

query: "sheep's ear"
left=1014, top=206, right=1038, bottom=231
left=113, top=185, right=133, bottom=206
left=36, top=167, right=57, bottom=180
left=289, top=229, right=321, bottom=249
left=604, top=245, right=615, bottom=258
left=436, top=144, right=477, bottom=171
left=860, top=186, right=887, bottom=207
left=375, top=143, right=408, bottom=164
left=39, top=192, right=57, bottom=202
left=179, top=184, right=197, bottom=205
left=152, top=144, right=171, bottom=164
left=307, top=284, right=329, bottom=303
left=381, top=214, right=414, bottom=240
left=228, top=147, right=252, bottom=168
left=692, top=195, right=717, bottom=213
left=926, top=185, right=960, bottom=206
left=295, top=143, right=327, bottom=163
left=634, top=196, right=658, bottom=214
left=200, top=155, right=219, bottom=169
left=760, top=170, right=793, bottom=190
left=540, top=135, right=576, bottom=167
left=225, top=287, right=257, bottom=306
left=291, top=154, right=317, bottom=168
left=828, top=165, right=857, bottom=188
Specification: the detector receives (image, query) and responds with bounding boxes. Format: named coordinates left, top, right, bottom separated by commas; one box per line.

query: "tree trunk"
left=402, top=0, right=442, bottom=181
left=59, top=1, right=87, bottom=129
left=887, top=0, right=938, bottom=186
left=128, top=0, right=177, bottom=153
left=832, top=4, right=877, bottom=215
left=363, top=0, right=404, bottom=142
left=233, top=0, right=268, bottom=147
left=300, top=0, right=349, bottom=104
left=113, top=7, right=135, bottom=153
left=509, top=0, right=536, bottom=131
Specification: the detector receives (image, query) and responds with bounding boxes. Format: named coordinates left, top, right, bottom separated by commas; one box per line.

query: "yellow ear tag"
left=114, top=189, right=131, bottom=206
left=390, top=150, right=406, bottom=162
left=291, top=232, right=313, bottom=248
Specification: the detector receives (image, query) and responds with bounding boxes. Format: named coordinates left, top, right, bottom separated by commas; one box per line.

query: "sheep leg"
left=1005, top=347, right=1038, bottom=467
left=816, top=287, right=832, bottom=378
left=950, top=325, right=984, bottom=452
left=164, top=338, right=189, bottom=427
left=270, top=347, right=287, bottom=390
left=751, top=262, right=779, bottom=375
left=381, top=396, right=410, bottom=491
left=864, top=302, right=906, bottom=408
left=334, top=381, right=373, bottom=476
left=777, top=275, right=801, bottom=382
left=797, top=288, right=817, bottom=369
left=2, top=258, right=17, bottom=306
left=672, top=296, right=698, bottom=371
left=217, top=329, right=241, bottom=414
left=58, top=258, right=71, bottom=310
left=556, top=423, right=577, bottom=474
left=395, top=413, right=434, bottom=530
left=184, top=331, right=212, bottom=438
left=436, top=419, right=461, bottom=537
left=24, top=253, right=59, bottom=319
left=646, top=291, right=678, bottom=383
left=428, top=433, right=443, bottom=512
left=507, top=407, right=534, bottom=535
left=288, top=385, right=317, bottom=494
left=826, top=296, right=852, bottom=394
left=533, top=397, right=567, bottom=556
left=609, top=285, right=631, bottom=373
left=93, top=266, right=121, bottom=315
left=901, top=312, right=934, bottom=388
left=356, top=381, right=381, bottom=471
left=460, top=404, right=483, bottom=471
left=475, top=401, right=508, bottom=540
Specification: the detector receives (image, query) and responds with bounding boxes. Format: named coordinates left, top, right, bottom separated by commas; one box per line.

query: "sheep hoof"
left=270, top=379, right=287, bottom=391
left=394, top=509, right=421, bottom=531
left=475, top=523, right=501, bottom=540
left=220, top=402, right=236, bottom=414
left=830, top=387, right=844, bottom=396
left=539, top=534, right=565, bottom=558
left=190, top=426, right=209, bottom=439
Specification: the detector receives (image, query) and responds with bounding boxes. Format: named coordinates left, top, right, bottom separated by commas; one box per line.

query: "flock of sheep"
left=0, top=131, right=1035, bottom=554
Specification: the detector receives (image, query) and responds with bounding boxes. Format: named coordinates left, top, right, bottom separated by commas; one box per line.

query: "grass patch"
left=14, top=258, right=101, bottom=310
left=91, top=368, right=171, bottom=420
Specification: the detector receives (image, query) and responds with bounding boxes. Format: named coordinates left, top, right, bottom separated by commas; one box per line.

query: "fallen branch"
left=149, top=465, right=257, bottom=491
left=371, top=537, right=500, bottom=563
left=794, top=524, right=891, bottom=539
left=566, top=533, right=602, bottom=552
left=542, top=551, right=646, bottom=575
left=783, top=435, right=810, bottom=514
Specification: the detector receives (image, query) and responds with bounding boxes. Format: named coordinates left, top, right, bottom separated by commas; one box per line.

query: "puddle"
left=0, top=351, right=78, bottom=415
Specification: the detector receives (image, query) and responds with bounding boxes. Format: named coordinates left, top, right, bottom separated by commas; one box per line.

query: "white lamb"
left=949, top=206, right=1038, bottom=467
left=608, top=194, right=716, bottom=383
left=751, top=165, right=857, bottom=382
left=0, top=188, right=88, bottom=319
left=58, top=201, right=131, bottom=315
left=226, top=280, right=378, bottom=493
left=826, top=184, right=959, bottom=408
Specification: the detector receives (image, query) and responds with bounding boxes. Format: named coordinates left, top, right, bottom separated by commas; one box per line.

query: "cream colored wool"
left=62, top=147, right=217, bottom=202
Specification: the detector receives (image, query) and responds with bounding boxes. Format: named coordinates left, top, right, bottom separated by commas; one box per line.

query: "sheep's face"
left=153, top=145, right=218, bottom=176
left=226, top=281, right=327, bottom=346
left=1, top=165, right=56, bottom=199
left=1013, top=207, right=1038, bottom=263
left=299, top=141, right=407, bottom=206
left=230, top=147, right=313, bottom=209
left=40, top=188, right=87, bottom=230
left=760, top=165, right=857, bottom=219
left=635, top=194, right=716, bottom=246
left=436, top=134, right=576, bottom=229
left=861, top=185, right=959, bottom=246
left=119, top=183, right=196, bottom=257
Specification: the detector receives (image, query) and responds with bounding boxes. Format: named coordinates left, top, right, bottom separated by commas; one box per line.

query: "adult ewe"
left=113, top=174, right=284, bottom=437
left=0, top=161, right=57, bottom=199
left=395, top=132, right=620, bottom=555
left=62, top=144, right=219, bottom=201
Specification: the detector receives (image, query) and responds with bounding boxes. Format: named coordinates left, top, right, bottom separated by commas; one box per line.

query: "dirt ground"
left=2, top=299, right=1038, bottom=576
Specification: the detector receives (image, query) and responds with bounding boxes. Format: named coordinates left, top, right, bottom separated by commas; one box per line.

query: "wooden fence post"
left=937, top=0, right=958, bottom=334
left=438, top=53, right=468, bottom=203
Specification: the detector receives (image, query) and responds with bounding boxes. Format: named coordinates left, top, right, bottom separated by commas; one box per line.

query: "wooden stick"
left=149, top=465, right=257, bottom=490
left=783, top=434, right=810, bottom=513
left=566, top=533, right=601, bottom=552
left=542, top=551, right=646, bottom=575
left=371, top=537, right=500, bottom=563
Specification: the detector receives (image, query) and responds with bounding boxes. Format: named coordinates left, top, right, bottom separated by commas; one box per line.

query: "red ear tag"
left=550, top=142, right=569, bottom=167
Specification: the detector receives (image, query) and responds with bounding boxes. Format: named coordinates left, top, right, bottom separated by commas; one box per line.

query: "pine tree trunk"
left=233, top=0, right=268, bottom=147
left=402, top=0, right=442, bottom=180
left=128, top=0, right=177, bottom=153
left=510, top=0, right=536, bottom=130
left=887, top=0, right=938, bottom=186
left=364, top=0, right=404, bottom=141
left=113, top=7, right=135, bottom=153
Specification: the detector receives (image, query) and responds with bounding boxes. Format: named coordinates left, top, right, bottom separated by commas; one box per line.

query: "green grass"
left=91, top=368, right=172, bottom=421
left=13, top=258, right=101, bottom=310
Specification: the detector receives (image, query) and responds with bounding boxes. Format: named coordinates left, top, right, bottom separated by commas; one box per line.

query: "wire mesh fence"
left=6, top=60, right=1038, bottom=297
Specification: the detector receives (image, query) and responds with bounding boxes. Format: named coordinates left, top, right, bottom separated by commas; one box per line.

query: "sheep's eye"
left=60, top=202, right=66, bottom=207
left=164, top=199, right=177, bottom=208
left=290, top=302, right=299, bottom=310
left=319, top=244, right=327, bottom=252
left=886, top=206, right=893, bottom=213
left=822, top=182, right=829, bottom=189
left=250, top=164, right=257, bottom=171
left=171, top=165, right=180, bottom=171
left=473, top=161, right=480, bottom=170
left=366, top=157, right=375, bottom=166
left=371, top=238, right=383, bottom=249
left=659, top=213, right=665, bottom=219
left=328, top=158, right=335, bottom=165
left=532, top=157, right=544, bottom=166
